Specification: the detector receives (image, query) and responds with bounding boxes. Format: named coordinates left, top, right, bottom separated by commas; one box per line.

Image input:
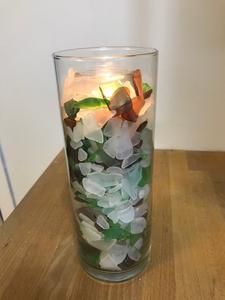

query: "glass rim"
left=53, top=46, right=158, bottom=61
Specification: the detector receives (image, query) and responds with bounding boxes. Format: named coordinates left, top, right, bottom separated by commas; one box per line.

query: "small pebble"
left=128, top=248, right=141, bottom=262
left=130, top=217, right=147, bottom=234
left=96, top=215, right=110, bottom=229
left=78, top=148, right=88, bottom=161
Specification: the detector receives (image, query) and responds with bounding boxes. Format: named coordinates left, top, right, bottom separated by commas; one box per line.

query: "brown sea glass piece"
left=108, top=70, right=146, bottom=122
left=109, top=86, right=131, bottom=111
left=64, top=117, right=76, bottom=129
left=143, top=89, right=152, bottom=99
left=131, top=69, right=145, bottom=116
left=136, top=121, right=148, bottom=132
left=121, top=107, right=138, bottom=122
left=133, top=69, right=144, bottom=100
left=109, top=86, right=138, bottom=121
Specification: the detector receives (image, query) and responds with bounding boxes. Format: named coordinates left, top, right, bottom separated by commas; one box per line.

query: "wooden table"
left=0, top=150, right=225, bottom=300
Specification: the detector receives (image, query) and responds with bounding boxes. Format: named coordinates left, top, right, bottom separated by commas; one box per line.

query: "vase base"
left=81, top=256, right=150, bottom=283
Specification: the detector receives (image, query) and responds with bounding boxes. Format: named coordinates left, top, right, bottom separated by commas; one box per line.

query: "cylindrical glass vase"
left=53, top=47, right=158, bottom=282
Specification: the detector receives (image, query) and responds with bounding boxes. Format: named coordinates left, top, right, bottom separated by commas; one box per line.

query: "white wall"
left=148, top=0, right=225, bottom=150
left=0, top=0, right=225, bottom=213
left=0, top=156, right=14, bottom=220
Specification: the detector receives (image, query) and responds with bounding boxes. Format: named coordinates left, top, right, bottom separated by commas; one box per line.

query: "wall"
left=0, top=0, right=225, bottom=214
left=0, top=155, right=14, bottom=220
left=148, top=0, right=225, bottom=150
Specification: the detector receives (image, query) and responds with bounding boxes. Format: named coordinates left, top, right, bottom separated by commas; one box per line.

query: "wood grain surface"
left=0, top=150, right=225, bottom=300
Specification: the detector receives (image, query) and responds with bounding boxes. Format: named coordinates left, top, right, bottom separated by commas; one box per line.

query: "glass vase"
left=53, top=47, right=158, bottom=282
